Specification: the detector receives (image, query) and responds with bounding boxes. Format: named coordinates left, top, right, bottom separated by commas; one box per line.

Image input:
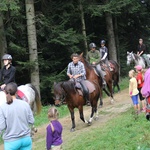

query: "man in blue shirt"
left=67, top=53, right=90, bottom=106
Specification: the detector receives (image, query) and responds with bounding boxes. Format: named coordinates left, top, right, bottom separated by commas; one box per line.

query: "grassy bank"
left=63, top=109, right=150, bottom=150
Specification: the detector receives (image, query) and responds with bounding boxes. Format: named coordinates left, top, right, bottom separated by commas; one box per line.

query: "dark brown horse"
left=109, top=60, right=120, bottom=93
left=53, top=80, right=100, bottom=131
left=79, top=53, right=115, bottom=106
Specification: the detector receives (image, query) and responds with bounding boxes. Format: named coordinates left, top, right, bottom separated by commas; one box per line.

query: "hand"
left=73, top=75, right=80, bottom=79
left=1, top=84, right=6, bottom=90
left=92, top=62, right=96, bottom=65
left=69, top=75, right=73, bottom=78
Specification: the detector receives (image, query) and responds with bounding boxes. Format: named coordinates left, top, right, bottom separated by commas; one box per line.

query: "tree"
left=25, top=0, right=40, bottom=95
left=0, top=12, right=7, bottom=67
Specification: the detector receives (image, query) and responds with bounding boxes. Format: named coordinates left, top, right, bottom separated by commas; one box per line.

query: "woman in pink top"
left=129, top=70, right=140, bottom=114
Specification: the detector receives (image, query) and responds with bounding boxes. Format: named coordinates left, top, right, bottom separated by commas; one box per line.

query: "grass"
left=63, top=109, right=150, bottom=150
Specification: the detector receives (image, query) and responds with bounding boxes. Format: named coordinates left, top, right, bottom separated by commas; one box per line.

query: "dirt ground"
left=0, top=88, right=134, bottom=150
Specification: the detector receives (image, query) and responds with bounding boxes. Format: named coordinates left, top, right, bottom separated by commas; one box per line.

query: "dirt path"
left=0, top=89, right=132, bottom=150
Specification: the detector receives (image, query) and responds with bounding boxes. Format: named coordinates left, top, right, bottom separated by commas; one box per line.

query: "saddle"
left=76, top=80, right=95, bottom=96
left=101, top=62, right=114, bottom=71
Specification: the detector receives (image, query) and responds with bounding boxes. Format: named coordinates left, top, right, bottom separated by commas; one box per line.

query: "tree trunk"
left=79, top=0, right=88, bottom=54
left=0, top=12, right=7, bottom=68
left=25, top=0, right=40, bottom=95
left=114, top=17, right=120, bottom=64
left=105, top=12, right=117, bottom=62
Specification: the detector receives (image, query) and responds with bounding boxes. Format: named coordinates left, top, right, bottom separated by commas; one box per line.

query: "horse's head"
left=53, top=82, right=65, bottom=106
left=127, top=51, right=134, bottom=66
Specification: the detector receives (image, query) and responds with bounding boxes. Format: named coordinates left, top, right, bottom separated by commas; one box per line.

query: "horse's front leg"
left=88, top=106, right=97, bottom=125
left=99, top=89, right=103, bottom=107
left=69, top=108, right=76, bottom=132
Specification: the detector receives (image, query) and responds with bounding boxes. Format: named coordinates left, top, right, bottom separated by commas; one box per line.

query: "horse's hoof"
left=88, top=121, right=92, bottom=126
left=70, top=128, right=75, bottom=132
left=94, top=116, right=98, bottom=121
left=99, top=104, right=103, bottom=108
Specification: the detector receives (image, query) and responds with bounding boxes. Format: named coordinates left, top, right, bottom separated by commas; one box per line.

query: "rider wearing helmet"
left=137, top=38, right=150, bottom=67
left=0, top=54, right=16, bottom=90
left=99, top=40, right=108, bottom=62
left=86, top=42, right=106, bottom=86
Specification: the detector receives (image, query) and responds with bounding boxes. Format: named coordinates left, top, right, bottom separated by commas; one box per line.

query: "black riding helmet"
left=89, top=43, right=96, bottom=49
left=2, top=54, right=12, bottom=60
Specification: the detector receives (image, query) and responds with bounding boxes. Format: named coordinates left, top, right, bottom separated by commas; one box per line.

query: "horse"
left=53, top=80, right=100, bottom=132
left=105, top=60, right=120, bottom=93
left=127, top=51, right=146, bottom=68
left=79, top=53, right=115, bottom=106
left=0, top=83, right=42, bottom=134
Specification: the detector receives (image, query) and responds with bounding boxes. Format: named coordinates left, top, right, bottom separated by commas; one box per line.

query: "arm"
left=0, top=107, right=6, bottom=135
left=129, top=80, right=133, bottom=96
left=46, top=125, right=53, bottom=150
left=28, top=106, right=34, bottom=125
left=67, top=63, right=73, bottom=79
left=101, top=47, right=108, bottom=60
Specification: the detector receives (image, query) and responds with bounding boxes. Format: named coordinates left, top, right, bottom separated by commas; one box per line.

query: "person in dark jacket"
left=0, top=54, right=16, bottom=90
left=137, top=38, right=150, bottom=67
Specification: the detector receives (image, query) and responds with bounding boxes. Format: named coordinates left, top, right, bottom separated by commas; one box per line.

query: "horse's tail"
left=25, top=84, right=42, bottom=115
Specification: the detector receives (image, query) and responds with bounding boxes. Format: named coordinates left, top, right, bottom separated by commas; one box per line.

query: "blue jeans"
left=4, top=136, right=32, bottom=150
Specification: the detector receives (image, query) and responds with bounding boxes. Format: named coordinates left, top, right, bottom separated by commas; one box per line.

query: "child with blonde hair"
left=46, top=107, right=63, bottom=150
left=129, top=70, right=140, bottom=114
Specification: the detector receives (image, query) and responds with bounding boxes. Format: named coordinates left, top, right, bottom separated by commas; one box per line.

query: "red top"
left=136, top=72, right=144, bottom=88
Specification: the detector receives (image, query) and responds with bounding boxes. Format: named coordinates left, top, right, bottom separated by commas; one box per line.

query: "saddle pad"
left=17, top=90, right=28, bottom=102
left=77, top=80, right=96, bottom=96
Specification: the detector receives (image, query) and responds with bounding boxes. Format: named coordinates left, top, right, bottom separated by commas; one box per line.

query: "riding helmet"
left=2, top=54, right=12, bottom=60
left=89, top=43, right=96, bottom=49
left=100, top=40, right=106, bottom=44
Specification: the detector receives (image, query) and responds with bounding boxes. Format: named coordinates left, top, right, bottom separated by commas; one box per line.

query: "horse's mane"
left=133, top=53, right=140, bottom=61
left=62, top=81, right=76, bottom=94
left=80, top=56, right=93, bottom=70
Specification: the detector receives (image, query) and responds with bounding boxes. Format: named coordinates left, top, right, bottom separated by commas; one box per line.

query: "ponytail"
left=6, top=93, right=13, bottom=104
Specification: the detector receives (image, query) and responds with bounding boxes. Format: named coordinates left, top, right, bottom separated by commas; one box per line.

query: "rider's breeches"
left=142, top=54, right=150, bottom=67
left=95, top=64, right=105, bottom=79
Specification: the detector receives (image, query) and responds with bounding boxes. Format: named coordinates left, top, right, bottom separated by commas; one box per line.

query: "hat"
left=134, top=65, right=142, bottom=71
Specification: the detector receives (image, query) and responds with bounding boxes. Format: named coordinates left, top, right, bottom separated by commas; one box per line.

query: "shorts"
left=131, top=94, right=139, bottom=105
left=4, top=136, right=32, bottom=150
left=138, top=88, right=145, bottom=101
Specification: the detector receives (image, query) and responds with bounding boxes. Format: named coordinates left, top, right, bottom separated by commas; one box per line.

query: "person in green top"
left=86, top=43, right=106, bottom=86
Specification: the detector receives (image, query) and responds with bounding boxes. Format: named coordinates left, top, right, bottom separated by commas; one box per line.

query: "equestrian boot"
left=80, top=80, right=90, bottom=106
left=95, top=64, right=106, bottom=87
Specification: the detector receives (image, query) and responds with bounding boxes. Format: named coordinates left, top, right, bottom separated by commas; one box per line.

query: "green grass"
left=63, top=109, right=150, bottom=150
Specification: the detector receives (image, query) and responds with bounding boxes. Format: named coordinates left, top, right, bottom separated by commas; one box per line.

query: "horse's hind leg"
left=78, top=106, right=88, bottom=124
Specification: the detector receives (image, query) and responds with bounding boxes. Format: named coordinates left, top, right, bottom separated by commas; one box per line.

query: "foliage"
left=1, top=0, right=150, bottom=104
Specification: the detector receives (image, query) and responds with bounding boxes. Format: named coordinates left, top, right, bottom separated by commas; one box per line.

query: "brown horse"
left=109, top=60, right=120, bottom=93
left=79, top=53, right=115, bottom=106
left=53, top=80, right=100, bottom=131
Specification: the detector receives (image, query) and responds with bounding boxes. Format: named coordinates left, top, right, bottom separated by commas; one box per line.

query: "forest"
left=0, top=0, right=150, bottom=105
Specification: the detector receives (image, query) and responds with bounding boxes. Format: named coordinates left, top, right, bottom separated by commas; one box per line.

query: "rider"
left=137, top=38, right=150, bottom=67
left=99, top=40, right=110, bottom=69
left=86, top=42, right=106, bottom=86
left=0, top=54, right=16, bottom=90
left=67, top=53, right=90, bottom=106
